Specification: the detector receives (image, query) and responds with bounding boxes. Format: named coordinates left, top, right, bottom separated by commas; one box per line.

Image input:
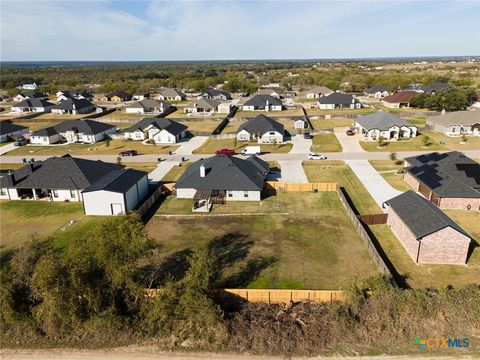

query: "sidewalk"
left=0, top=143, right=16, bottom=156
left=175, top=136, right=209, bottom=155
left=148, top=161, right=179, bottom=183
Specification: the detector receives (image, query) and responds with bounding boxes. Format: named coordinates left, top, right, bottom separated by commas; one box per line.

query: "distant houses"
left=0, top=122, right=29, bottom=143
left=237, top=114, right=284, bottom=143
left=11, top=98, right=54, bottom=113
left=100, top=91, right=132, bottom=102
left=355, top=112, right=417, bottom=141
left=51, top=98, right=96, bottom=115
left=14, top=91, right=47, bottom=102
left=242, top=95, right=283, bottom=111
left=317, top=93, right=361, bottom=109
left=20, top=83, right=38, bottom=90
left=382, top=91, right=420, bottom=108
left=255, top=88, right=284, bottom=99
left=124, top=118, right=188, bottom=144
left=29, top=119, right=116, bottom=145
left=199, top=89, right=232, bottom=101
left=156, top=88, right=186, bottom=101
left=364, top=85, right=390, bottom=98
left=305, top=86, right=333, bottom=99
left=125, top=99, right=171, bottom=115
left=56, top=90, right=93, bottom=102
left=421, top=82, right=452, bottom=94
left=426, top=111, right=480, bottom=137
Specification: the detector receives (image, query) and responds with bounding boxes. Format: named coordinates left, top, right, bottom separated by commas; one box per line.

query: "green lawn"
left=368, top=217, right=480, bottom=289
left=0, top=163, right=24, bottom=171
left=193, top=138, right=293, bottom=154
left=148, top=192, right=378, bottom=289
left=359, top=133, right=448, bottom=152
left=310, top=133, right=343, bottom=152
left=401, top=116, right=426, bottom=127
left=161, top=162, right=191, bottom=182
left=7, top=139, right=179, bottom=156
left=309, top=118, right=354, bottom=130
left=369, top=160, right=412, bottom=192
left=303, top=161, right=381, bottom=214
left=305, top=107, right=375, bottom=116
left=426, top=131, right=480, bottom=151
left=235, top=108, right=304, bottom=117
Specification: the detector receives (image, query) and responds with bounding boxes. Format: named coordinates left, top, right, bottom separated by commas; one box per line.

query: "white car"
left=307, top=153, right=327, bottom=160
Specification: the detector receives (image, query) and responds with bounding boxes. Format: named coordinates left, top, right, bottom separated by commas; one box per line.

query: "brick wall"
left=439, top=197, right=480, bottom=211
left=387, top=208, right=420, bottom=263
left=419, top=227, right=471, bottom=264
left=403, top=171, right=419, bottom=190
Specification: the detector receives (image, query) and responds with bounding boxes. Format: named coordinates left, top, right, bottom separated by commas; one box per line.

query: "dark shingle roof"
left=127, top=99, right=171, bottom=109
left=17, top=91, right=46, bottom=99
left=405, top=151, right=480, bottom=198
left=244, top=95, right=282, bottom=107
left=1, top=155, right=124, bottom=190
left=82, top=168, right=147, bottom=193
left=0, top=122, right=28, bottom=136
left=356, top=112, right=416, bottom=131
left=12, top=98, right=54, bottom=109
left=365, top=85, right=389, bottom=94
left=176, top=155, right=269, bottom=191
left=124, top=118, right=187, bottom=135
left=387, top=190, right=472, bottom=240
left=238, top=114, right=284, bottom=135
left=51, top=98, right=94, bottom=111
left=106, top=91, right=131, bottom=99
left=202, top=89, right=232, bottom=100
left=318, top=92, right=359, bottom=105
left=31, top=119, right=115, bottom=137
left=421, top=82, right=452, bottom=94
left=0, top=161, right=43, bottom=187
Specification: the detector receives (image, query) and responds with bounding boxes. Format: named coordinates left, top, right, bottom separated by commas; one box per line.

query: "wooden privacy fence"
left=336, top=187, right=393, bottom=278
left=266, top=181, right=338, bottom=192
left=162, top=182, right=175, bottom=192
left=357, top=213, right=388, bottom=225
left=220, top=289, right=345, bottom=303
left=136, top=185, right=165, bottom=216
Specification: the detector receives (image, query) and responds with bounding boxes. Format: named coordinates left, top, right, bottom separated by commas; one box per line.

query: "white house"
left=21, top=83, right=38, bottom=90
left=13, top=91, right=47, bottom=102
left=124, top=118, right=188, bottom=144
left=242, top=95, right=283, bottom=111
left=354, top=112, right=418, bottom=141
left=11, top=98, right=54, bottom=113
left=306, top=86, right=333, bottom=99
left=51, top=98, right=95, bottom=115
left=156, top=88, right=186, bottom=101
left=199, top=89, right=232, bottom=101
left=426, top=111, right=480, bottom=137
left=317, top=93, right=362, bottom=109
left=125, top=99, right=171, bottom=115
left=0, top=122, right=29, bottom=143
left=82, top=169, right=149, bottom=216
left=237, top=114, right=284, bottom=143
left=364, top=85, right=390, bottom=98
left=184, top=98, right=220, bottom=116
left=56, top=90, right=93, bottom=102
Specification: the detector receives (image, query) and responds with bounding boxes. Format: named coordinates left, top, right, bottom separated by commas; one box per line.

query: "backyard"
left=193, top=138, right=293, bottom=154
left=309, top=117, right=354, bottom=130
left=147, top=192, right=379, bottom=289
left=369, top=160, right=412, bottom=192
left=310, top=133, right=343, bottom=152
left=359, top=133, right=448, bottom=152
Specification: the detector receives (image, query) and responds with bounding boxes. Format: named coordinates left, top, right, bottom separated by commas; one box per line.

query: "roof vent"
left=200, top=164, right=206, bottom=178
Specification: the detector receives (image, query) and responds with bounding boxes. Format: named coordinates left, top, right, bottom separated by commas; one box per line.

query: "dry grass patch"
left=360, top=133, right=448, bottom=152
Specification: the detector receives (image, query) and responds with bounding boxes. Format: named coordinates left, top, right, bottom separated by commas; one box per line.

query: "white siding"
left=259, top=131, right=283, bottom=143
left=237, top=129, right=251, bottom=141
left=176, top=188, right=197, bottom=198
left=226, top=190, right=261, bottom=201
left=50, top=189, right=82, bottom=202
left=30, top=134, right=62, bottom=145
left=83, top=190, right=125, bottom=215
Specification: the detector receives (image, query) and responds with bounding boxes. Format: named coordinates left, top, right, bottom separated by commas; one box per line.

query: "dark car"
left=303, top=132, right=313, bottom=139
left=119, top=149, right=138, bottom=156
left=14, top=138, right=28, bottom=146
left=346, top=129, right=355, bottom=136
left=215, top=148, right=235, bottom=155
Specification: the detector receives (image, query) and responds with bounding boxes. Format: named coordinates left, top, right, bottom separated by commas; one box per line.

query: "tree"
left=377, top=137, right=386, bottom=148
left=389, top=152, right=397, bottom=164
left=421, top=135, right=431, bottom=148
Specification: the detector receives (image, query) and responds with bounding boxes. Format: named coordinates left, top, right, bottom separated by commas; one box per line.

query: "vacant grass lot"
left=368, top=216, right=480, bottom=289
left=7, top=139, right=179, bottom=156
left=33, top=112, right=96, bottom=121
left=180, top=120, right=221, bottom=134
left=221, top=120, right=245, bottom=133
left=96, top=110, right=150, bottom=121
left=303, top=161, right=381, bottom=214
left=305, top=107, right=375, bottom=116
left=236, top=109, right=304, bottom=117
left=148, top=192, right=378, bottom=289
left=369, top=160, right=412, bottom=192
left=310, top=133, right=343, bottom=152
left=359, top=134, right=448, bottom=152
left=426, top=131, right=480, bottom=151
left=193, top=138, right=293, bottom=154
left=309, top=118, right=354, bottom=130
left=11, top=121, right=58, bottom=132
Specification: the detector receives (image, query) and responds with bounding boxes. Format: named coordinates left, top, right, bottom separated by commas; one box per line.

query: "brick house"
left=403, top=152, right=480, bottom=211
left=386, top=191, right=472, bottom=265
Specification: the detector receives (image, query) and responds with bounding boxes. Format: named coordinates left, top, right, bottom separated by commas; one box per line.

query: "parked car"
left=346, top=128, right=355, bottom=136
left=13, top=138, right=28, bottom=146
left=303, top=132, right=313, bottom=139
left=240, top=146, right=261, bottom=156
left=307, top=153, right=327, bottom=160
left=215, top=148, right=235, bottom=155
left=119, top=149, right=138, bottom=156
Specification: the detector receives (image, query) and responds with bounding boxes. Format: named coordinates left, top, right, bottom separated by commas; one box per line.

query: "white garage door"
left=111, top=203, right=124, bottom=215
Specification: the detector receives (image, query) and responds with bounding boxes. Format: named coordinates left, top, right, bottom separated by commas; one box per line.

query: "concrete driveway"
left=0, top=143, right=16, bottom=156
left=175, top=136, right=208, bottom=155
left=346, top=160, right=402, bottom=213
left=278, top=161, right=308, bottom=183
left=335, top=133, right=365, bottom=153
left=148, top=161, right=179, bottom=183
left=288, top=135, right=312, bottom=154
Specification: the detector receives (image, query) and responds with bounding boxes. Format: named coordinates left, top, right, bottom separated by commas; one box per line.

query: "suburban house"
left=14, top=91, right=47, bottom=102
left=382, top=91, right=420, bottom=108
left=0, top=155, right=123, bottom=203
left=242, top=95, right=283, bottom=111
left=184, top=98, right=221, bottom=116
left=11, top=98, right=54, bottom=113
left=199, top=89, right=232, bottom=101
left=255, top=88, right=284, bottom=98
left=175, top=155, right=270, bottom=211
left=386, top=191, right=472, bottom=265
left=56, top=90, right=93, bottom=101
left=20, top=83, right=38, bottom=90
left=125, top=99, right=171, bottom=115
left=0, top=122, right=29, bottom=142
left=51, top=98, right=96, bottom=115
left=364, top=85, right=390, bottom=98
left=317, top=92, right=362, bottom=109
left=426, top=111, right=480, bottom=137
left=156, top=88, right=186, bottom=101
left=29, top=119, right=116, bottom=145
left=355, top=112, right=418, bottom=141
left=237, top=114, right=284, bottom=143
left=305, top=86, right=333, bottom=99
left=132, top=93, right=150, bottom=101
left=124, top=118, right=188, bottom=144
left=82, top=168, right=149, bottom=216
left=421, top=82, right=452, bottom=94
left=403, top=151, right=480, bottom=210
left=100, top=91, right=132, bottom=102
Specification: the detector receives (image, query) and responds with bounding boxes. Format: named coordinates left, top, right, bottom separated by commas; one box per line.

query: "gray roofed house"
left=13, top=91, right=47, bottom=102
left=317, top=92, right=362, bottom=109
left=386, top=190, right=472, bottom=264
left=421, top=82, right=452, bottom=94
left=0, top=122, right=29, bottom=142
left=242, top=95, right=283, bottom=111
left=200, top=89, right=232, bottom=101
left=126, top=98, right=171, bottom=115
left=364, top=85, right=390, bottom=98
left=403, top=151, right=480, bottom=209
left=124, top=117, right=188, bottom=144
left=101, top=91, right=132, bottom=102
left=11, top=98, right=54, bottom=113
left=157, top=88, right=186, bottom=101
left=426, top=110, right=480, bottom=137
left=56, top=90, right=93, bottom=101
left=51, top=98, right=95, bottom=115
left=306, top=86, right=333, bottom=99
left=184, top=98, right=220, bottom=115
left=83, top=168, right=147, bottom=193
left=355, top=111, right=417, bottom=140
left=237, top=114, right=285, bottom=143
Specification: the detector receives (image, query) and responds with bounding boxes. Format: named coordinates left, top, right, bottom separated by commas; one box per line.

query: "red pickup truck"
left=215, top=148, right=235, bottom=155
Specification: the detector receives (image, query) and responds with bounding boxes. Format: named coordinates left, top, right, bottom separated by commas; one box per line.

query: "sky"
left=1, top=0, right=479, bottom=61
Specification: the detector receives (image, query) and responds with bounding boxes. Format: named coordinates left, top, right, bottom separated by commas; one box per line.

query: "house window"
left=52, top=190, right=59, bottom=198
left=269, top=132, right=275, bottom=135
left=70, top=190, right=76, bottom=198
left=244, top=191, right=249, bottom=198
left=228, top=192, right=233, bottom=198
left=0, top=188, right=6, bottom=195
